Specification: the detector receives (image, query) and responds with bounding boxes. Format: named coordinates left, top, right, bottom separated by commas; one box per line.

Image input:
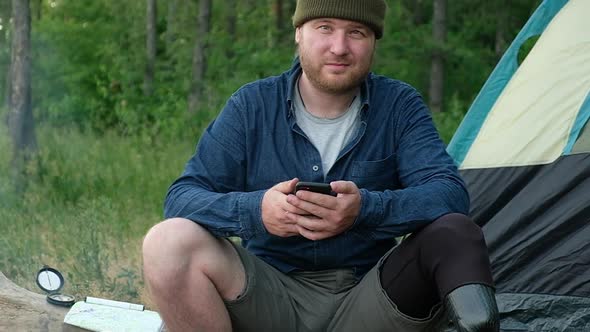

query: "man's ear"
left=295, top=27, right=301, bottom=44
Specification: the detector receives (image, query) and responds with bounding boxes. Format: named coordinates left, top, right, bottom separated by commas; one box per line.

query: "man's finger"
left=273, top=178, right=299, bottom=194
left=296, top=224, right=327, bottom=241
left=329, top=180, right=358, bottom=194
left=284, top=202, right=312, bottom=216
left=288, top=213, right=326, bottom=231
left=288, top=191, right=335, bottom=216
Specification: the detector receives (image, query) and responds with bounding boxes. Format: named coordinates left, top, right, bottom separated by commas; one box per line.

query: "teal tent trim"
left=447, top=0, right=569, bottom=166
left=564, top=90, right=590, bottom=154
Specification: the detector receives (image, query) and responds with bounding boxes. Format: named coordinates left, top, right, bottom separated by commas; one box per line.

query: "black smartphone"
left=295, top=182, right=336, bottom=196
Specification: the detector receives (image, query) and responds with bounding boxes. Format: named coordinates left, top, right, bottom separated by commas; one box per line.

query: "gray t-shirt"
left=294, top=80, right=362, bottom=176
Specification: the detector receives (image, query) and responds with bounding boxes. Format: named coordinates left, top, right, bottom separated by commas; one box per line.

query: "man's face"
left=296, top=18, right=376, bottom=95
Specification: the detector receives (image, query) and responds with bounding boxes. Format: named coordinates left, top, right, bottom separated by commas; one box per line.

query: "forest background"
left=0, top=0, right=541, bottom=307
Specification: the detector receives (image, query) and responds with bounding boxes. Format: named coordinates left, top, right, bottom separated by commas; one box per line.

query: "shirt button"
left=312, top=165, right=319, bottom=172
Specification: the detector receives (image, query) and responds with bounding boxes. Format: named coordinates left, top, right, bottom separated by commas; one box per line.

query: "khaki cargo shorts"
left=224, top=241, right=448, bottom=332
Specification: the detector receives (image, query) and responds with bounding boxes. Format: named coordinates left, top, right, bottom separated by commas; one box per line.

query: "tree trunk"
left=2, top=0, right=12, bottom=110
left=413, top=0, right=425, bottom=25
left=166, top=0, right=178, bottom=54
left=272, top=0, right=284, bottom=45
left=3, top=61, right=10, bottom=112
left=226, top=0, right=237, bottom=59
left=494, top=1, right=508, bottom=60
left=9, top=0, right=36, bottom=192
left=0, top=271, right=85, bottom=331
left=402, top=0, right=425, bottom=25
left=32, top=0, right=41, bottom=20
left=0, top=1, right=12, bottom=109
left=428, top=0, right=446, bottom=113
left=187, top=0, right=211, bottom=114
left=144, top=0, right=157, bottom=96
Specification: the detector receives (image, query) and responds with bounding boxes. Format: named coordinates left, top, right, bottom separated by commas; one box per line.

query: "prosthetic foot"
left=445, top=283, right=499, bottom=332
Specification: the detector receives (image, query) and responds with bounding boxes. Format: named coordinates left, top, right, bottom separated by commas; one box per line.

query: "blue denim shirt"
left=164, top=58, right=469, bottom=277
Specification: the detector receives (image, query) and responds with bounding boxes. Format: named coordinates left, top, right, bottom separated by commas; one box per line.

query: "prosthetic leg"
left=380, top=214, right=500, bottom=332
left=445, top=283, right=499, bottom=332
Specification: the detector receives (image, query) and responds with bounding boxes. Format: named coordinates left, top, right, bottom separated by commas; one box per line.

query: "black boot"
left=445, top=283, right=499, bottom=332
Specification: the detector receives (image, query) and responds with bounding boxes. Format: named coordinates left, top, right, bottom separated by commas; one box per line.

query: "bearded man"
left=142, top=1, right=499, bottom=331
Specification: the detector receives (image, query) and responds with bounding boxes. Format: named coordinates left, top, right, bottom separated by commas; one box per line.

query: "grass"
left=0, top=124, right=198, bottom=308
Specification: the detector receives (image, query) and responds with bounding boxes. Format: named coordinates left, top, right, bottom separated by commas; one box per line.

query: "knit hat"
left=292, top=0, right=387, bottom=39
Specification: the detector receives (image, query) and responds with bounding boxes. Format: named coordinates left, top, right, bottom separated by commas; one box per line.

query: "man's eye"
left=349, top=29, right=368, bottom=38
left=318, top=25, right=331, bottom=31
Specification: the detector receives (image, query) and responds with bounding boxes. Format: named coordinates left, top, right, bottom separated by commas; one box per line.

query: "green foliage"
left=1, top=0, right=543, bottom=304
left=33, top=1, right=147, bottom=131
left=0, top=125, right=198, bottom=303
left=20, top=0, right=540, bottom=134
left=518, top=35, right=540, bottom=65
left=432, top=93, right=470, bottom=144
left=0, top=108, right=13, bottom=203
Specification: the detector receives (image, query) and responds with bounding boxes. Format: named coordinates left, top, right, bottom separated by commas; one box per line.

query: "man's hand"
left=286, top=180, right=361, bottom=241
left=261, top=178, right=309, bottom=237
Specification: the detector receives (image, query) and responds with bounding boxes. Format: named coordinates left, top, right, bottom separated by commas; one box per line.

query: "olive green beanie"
left=292, top=0, right=387, bottom=39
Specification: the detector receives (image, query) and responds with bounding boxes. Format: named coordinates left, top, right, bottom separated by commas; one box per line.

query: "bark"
left=226, top=0, right=236, bottom=59
left=2, top=0, right=12, bottom=111
left=403, top=0, right=425, bottom=25
left=412, top=0, right=425, bottom=25
left=3, top=63, right=9, bottom=114
left=144, top=0, right=157, bottom=96
left=166, top=0, right=178, bottom=53
left=33, top=0, right=41, bottom=20
left=0, top=272, right=85, bottom=331
left=187, top=0, right=211, bottom=114
left=495, top=1, right=508, bottom=60
left=272, top=0, right=284, bottom=45
left=428, top=0, right=446, bottom=113
left=9, top=0, right=36, bottom=192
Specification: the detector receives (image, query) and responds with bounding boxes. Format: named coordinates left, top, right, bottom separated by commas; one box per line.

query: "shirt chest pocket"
left=351, top=154, right=399, bottom=190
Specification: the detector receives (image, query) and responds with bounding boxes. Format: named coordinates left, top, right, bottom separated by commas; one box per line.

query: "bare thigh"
left=143, top=218, right=246, bottom=301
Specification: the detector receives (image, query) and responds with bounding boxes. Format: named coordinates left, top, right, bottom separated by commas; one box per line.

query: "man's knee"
left=416, top=213, right=485, bottom=245
left=418, top=214, right=494, bottom=295
left=142, top=218, right=213, bottom=282
left=408, top=213, right=490, bottom=275
left=143, top=218, right=209, bottom=258
left=143, top=218, right=246, bottom=302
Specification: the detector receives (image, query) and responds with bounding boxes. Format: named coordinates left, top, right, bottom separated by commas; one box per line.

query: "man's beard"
left=298, top=46, right=373, bottom=95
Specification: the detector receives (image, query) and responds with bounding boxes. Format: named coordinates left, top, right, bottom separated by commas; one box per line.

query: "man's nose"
left=329, top=32, right=350, bottom=56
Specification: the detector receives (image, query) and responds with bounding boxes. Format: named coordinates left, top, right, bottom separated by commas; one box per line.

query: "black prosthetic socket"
left=445, top=283, right=499, bottom=332
left=379, top=235, right=439, bottom=318
left=380, top=214, right=496, bottom=321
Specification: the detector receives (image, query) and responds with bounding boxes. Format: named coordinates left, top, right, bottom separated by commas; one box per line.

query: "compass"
left=36, top=266, right=76, bottom=307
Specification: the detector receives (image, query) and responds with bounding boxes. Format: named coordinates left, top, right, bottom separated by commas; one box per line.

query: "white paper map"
left=64, top=301, right=164, bottom=332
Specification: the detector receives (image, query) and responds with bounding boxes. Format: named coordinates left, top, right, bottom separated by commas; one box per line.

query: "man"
left=143, top=0, right=499, bottom=331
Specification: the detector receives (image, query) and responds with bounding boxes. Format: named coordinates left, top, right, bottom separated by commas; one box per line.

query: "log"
left=0, top=271, right=85, bottom=331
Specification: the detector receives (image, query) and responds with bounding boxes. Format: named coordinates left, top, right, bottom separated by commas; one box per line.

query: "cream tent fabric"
left=460, top=0, right=590, bottom=169
left=448, top=0, right=590, bottom=170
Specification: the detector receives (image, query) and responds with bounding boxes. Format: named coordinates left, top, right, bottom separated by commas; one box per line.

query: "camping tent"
left=447, top=0, right=590, bottom=330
